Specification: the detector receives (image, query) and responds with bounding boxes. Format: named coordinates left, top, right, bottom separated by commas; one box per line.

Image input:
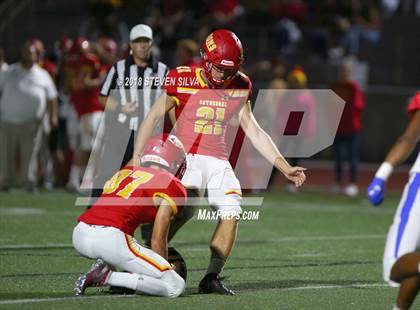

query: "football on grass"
left=168, top=247, right=187, bottom=281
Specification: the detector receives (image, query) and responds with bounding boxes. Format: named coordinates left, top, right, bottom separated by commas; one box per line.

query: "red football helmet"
left=141, top=134, right=186, bottom=178
left=201, top=29, right=244, bottom=87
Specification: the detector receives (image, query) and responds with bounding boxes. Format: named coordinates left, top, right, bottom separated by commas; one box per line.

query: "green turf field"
left=0, top=189, right=418, bottom=309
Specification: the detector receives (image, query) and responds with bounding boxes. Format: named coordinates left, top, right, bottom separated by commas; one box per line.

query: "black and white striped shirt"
left=100, top=55, right=169, bottom=130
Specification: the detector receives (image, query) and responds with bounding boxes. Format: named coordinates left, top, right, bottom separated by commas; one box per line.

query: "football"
left=168, top=247, right=187, bottom=281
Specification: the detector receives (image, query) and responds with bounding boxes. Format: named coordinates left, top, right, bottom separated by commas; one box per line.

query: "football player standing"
left=367, top=91, right=420, bottom=310
left=132, top=29, right=306, bottom=295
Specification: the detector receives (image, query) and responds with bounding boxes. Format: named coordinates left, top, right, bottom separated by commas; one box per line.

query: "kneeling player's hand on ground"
left=367, top=177, right=385, bottom=206
left=285, top=167, right=307, bottom=187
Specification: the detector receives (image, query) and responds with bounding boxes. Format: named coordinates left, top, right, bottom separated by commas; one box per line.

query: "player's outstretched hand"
left=285, top=166, right=307, bottom=187
left=367, top=177, right=385, bottom=206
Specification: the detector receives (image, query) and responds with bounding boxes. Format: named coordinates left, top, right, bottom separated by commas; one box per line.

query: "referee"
left=92, top=24, right=169, bottom=197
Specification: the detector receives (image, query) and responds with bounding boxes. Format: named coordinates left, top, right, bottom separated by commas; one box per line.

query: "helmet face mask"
left=207, top=63, right=237, bottom=85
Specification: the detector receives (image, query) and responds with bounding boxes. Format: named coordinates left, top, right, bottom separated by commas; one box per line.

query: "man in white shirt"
left=0, top=42, right=58, bottom=191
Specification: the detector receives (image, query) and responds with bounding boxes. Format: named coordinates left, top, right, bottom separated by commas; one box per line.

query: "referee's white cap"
left=130, top=24, right=153, bottom=41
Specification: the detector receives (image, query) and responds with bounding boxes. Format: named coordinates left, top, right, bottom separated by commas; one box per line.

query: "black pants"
left=333, top=132, right=360, bottom=183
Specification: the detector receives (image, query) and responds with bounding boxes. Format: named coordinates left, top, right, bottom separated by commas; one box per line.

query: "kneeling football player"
left=72, top=134, right=187, bottom=298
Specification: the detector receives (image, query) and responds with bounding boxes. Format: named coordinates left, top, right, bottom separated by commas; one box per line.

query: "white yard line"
left=264, top=282, right=389, bottom=293
left=0, top=244, right=72, bottom=250
left=0, top=294, right=136, bottom=305
left=0, top=283, right=390, bottom=304
left=0, top=208, right=45, bottom=216
left=268, top=234, right=384, bottom=243
left=262, top=202, right=395, bottom=214
left=0, top=234, right=385, bottom=250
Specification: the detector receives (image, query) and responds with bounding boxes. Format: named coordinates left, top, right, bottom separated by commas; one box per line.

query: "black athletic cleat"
left=198, top=273, right=235, bottom=295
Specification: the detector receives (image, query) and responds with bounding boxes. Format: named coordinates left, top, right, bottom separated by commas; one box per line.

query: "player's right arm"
left=150, top=177, right=186, bottom=260
left=132, top=93, right=177, bottom=166
left=368, top=109, right=420, bottom=206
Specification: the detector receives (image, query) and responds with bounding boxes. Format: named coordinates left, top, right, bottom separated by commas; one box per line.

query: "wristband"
left=375, top=162, right=393, bottom=181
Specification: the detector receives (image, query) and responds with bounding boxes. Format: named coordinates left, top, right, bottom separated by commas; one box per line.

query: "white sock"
left=392, top=305, right=403, bottom=310
left=107, top=271, right=170, bottom=297
left=68, top=165, right=82, bottom=187
left=207, top=255, right=226, bottom=275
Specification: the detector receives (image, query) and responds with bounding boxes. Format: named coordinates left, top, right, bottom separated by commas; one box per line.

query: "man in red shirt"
left=66, top=38, right=105, bottom=192
left=73, top=134, right=187, bottom=297
left=331, top=61, right=365, bottom=197
left=132, top=29, right=307, bottom=294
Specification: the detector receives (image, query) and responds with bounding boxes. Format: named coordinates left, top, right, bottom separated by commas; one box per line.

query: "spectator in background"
left=195, top=0, right=244, bottom=43
left=344, top=0, right=382, bottom=57
left=66, top=37, right=105, bottom=193
left=30, top=38, right=57, bottom=79
left=29, top=38, right=59, bottom=190
left=0, top=41, right=58, bottom=192
left=53, top=37, right=77, bottom=187
left=209, top=0, right=244, bottom=27
left=146, top=0, right=190, bottom=55
left=175, top=39, right=199, bottom=67
left=79, top=0, right=129, bottom=45
left=331, top=61, right=365, bottom=197
left=93, top=37, right=119, bottom=70
left=270, top=0, right=308, bottom=55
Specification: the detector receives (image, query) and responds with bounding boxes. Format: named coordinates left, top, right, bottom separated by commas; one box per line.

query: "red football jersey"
left=78, top=166, right=186, bottom=236
left=407, top=91, right=420, bottom=116
left=69, top=53, right=104, bottom=117
left=164, top=66, right=252, bottom=160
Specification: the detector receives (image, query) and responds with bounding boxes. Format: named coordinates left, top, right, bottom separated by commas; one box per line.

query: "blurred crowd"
left=0, top=28, right=208, bottom=193
left=79, top=0, right=388, bottom=63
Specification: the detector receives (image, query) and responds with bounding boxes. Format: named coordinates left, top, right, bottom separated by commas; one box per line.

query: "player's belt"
left=87, top=224, right=108, bottom=228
